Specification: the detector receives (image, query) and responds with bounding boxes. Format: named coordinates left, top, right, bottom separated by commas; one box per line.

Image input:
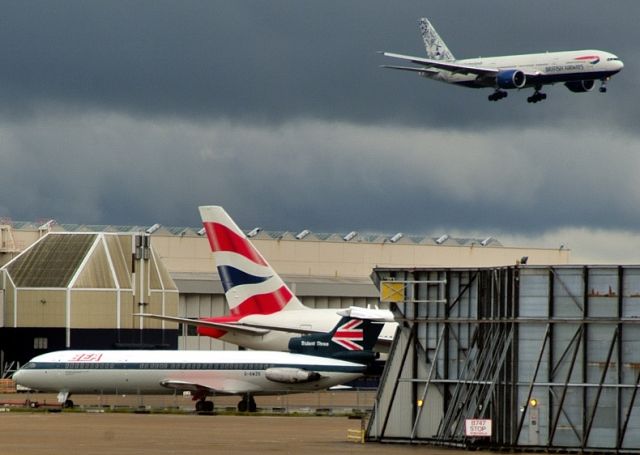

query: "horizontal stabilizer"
left=337, top=306, right=395, bottom=322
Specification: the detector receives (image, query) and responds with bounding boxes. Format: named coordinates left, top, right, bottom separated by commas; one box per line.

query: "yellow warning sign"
left=380, top=281, right=404, bottom=302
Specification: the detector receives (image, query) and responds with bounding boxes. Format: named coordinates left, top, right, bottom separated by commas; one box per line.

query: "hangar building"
left=1, top=230, right=178, bottom=371
left=1, top=219, right=569, bottom=375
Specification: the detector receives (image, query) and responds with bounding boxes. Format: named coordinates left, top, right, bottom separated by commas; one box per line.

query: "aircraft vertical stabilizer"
left=418, top=17, right=455, bottom=61
left=288, top=316, right=383, bottom=365
left=199, top=205, right=307, bottom=317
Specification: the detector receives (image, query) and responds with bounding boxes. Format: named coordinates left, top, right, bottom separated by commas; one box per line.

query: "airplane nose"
left=618, top=60, right=625, bottom=70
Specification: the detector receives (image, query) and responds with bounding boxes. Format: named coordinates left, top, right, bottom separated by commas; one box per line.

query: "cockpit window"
left=607, top=57, right=620, bottom=61
left=21, top=362, right=36, bottom=369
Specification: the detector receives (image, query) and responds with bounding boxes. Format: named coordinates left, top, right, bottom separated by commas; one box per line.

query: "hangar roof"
left=6, top=234, right=96, bottom=287
left=8, top=220, right=502, bottom=247
left=3, top=232, right=176, bottom=291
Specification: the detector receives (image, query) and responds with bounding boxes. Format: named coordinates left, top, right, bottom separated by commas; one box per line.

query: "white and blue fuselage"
left=13, top=350, right=365, bottom=398
left=382, top=18, right=624, bottom=102
left=423, top=50, right=623, bottom=88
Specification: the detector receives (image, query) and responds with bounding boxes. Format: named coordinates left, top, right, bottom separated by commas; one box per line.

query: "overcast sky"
left=0, top=1, right=638, bottom=263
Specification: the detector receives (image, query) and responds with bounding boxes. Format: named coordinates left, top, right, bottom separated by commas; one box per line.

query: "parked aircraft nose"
left=12, top=370, right=23, bottom=384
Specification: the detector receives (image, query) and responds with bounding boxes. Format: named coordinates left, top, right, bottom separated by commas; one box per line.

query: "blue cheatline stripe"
left=24, top=362, right=365, bottom=373
left=217, top=265, right=271, bottom=292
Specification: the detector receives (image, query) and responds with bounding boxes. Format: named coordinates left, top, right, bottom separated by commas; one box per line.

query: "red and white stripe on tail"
left=198, top=206, right=305, bottom=317
left=331, top=318, right=365, bottom=351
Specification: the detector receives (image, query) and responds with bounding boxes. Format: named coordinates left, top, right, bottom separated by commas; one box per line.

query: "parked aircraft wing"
left=134, top=313, right=269, bottom=335
left=135, top=312, right=335, bottom=336
left=160, top=379, right=262, bottom=395
left=160, top=379, right=213, bottom=393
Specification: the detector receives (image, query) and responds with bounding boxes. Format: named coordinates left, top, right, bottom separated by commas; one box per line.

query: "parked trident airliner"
left=138, top=205, right=397, bottom=352
left=13, top=315, right=383, bottom=412
left=381, top=18, right=624, bottom=102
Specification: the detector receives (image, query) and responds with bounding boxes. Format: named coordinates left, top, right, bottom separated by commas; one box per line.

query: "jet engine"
left=265, top=368, right=322, bottom=384
left=496, top=69, right=526, bottom=89
left=564, top=80, right=596, bottom=93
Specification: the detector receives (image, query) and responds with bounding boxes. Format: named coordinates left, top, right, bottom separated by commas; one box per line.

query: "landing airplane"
left=381, top=18, right=624, bottom=103
left=13, top=316, right=383, bottom=412
left=137, top=205, right=397, bottom=352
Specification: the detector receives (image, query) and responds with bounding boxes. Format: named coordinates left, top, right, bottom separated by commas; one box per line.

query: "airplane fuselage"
left=13, top=350, right=365, bottom=397
left=210, top=308, right=397, bottom=352
left=427, top=50, right=623, bottom=88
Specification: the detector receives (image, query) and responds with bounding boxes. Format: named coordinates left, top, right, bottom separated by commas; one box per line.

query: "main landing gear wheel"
left=238, top=395, right=257, bottom=412
left=527, top=92, right=547, bottom=103
left=195, top=399, right=214, bottom=412
left=488, top=90, right=508, bottom=101
left=63, top=399, right=74, bottom=409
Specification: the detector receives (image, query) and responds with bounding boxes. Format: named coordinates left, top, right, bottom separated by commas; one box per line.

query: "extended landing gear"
left=237, top=394, right=257, bottom=412
left=600, top=78, right=609, bottom=93
left=195, top=398, right=214, bottom=412
left=527, top=91, right=547, bottom=103
left=57, top=391, right=73, bottom=409
left=488, top=90, right=508, bottom=101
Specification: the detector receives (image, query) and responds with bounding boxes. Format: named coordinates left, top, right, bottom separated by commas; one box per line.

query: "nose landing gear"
left=599, top=78, right=609, bottom=93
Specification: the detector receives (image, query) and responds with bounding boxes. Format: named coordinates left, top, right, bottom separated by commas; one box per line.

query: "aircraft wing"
left=134, top=313, right=269, bottom=335
left=160, top=379, right=262, bottom=395
left=136, top=313, right=332, bottom=336
left=380, top=64, right=439, bottom=74
left=382, top=52, right=499, bottom=76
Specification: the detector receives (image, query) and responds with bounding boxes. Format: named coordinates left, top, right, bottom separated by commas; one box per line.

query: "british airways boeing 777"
left=382, top=18, right=624, bottom=103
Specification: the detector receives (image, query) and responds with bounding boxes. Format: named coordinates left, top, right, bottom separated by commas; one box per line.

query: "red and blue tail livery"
left=199, top=206, right=306, bottom=318
left=136, top=206, right=396, bottom=352
left=288, top=315, right=383, bottom=365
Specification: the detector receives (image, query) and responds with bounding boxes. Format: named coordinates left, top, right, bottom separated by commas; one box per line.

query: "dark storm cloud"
left=0, top=1, right=637, bottom=129
left=0, top=1, right=638, bottom=263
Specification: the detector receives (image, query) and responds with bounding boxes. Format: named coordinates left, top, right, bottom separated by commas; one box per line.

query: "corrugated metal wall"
left=369, top=266, right=640, bottom=453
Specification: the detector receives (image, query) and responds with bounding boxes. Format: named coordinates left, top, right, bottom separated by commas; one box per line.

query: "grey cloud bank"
left=1, top=113, right=638, bottom=233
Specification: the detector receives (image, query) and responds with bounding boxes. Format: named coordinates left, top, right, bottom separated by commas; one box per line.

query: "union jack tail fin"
left=288, top=316, right=383, bottom=364
left=198, top=205, right=306, bottom=318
